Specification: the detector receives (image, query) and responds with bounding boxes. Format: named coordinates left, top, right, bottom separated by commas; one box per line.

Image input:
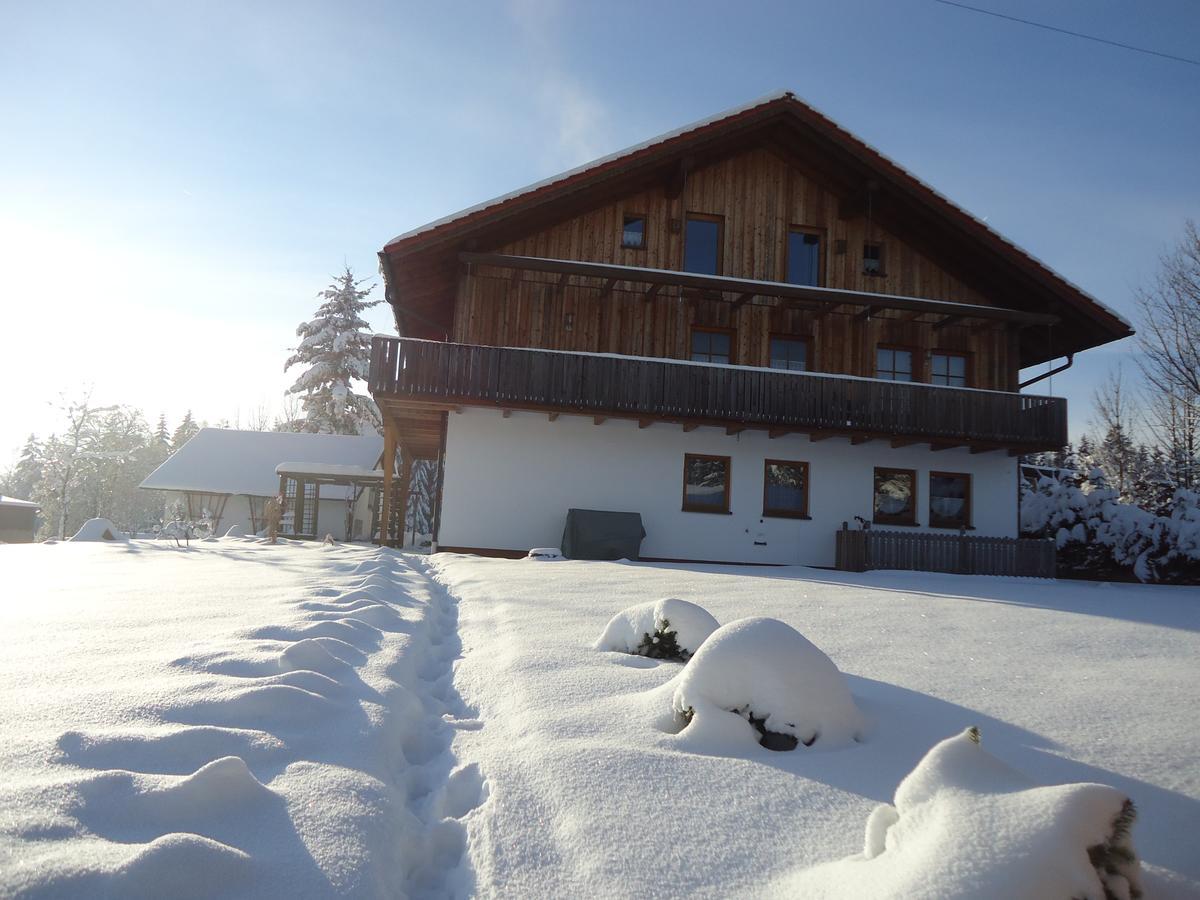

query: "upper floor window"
left=691, top=326, right=734, bottom=364
left=876, top=346, right=914, bottom=382
left=863, top=241, right=885, bottom=277
left=930, top=351, right=968, bottom=387
left=684, top=213, right=724, bottom=275
left=622, top=214, right=646, bottom=249
left=929, top=471, right=971, bottom=529
left=786, top=227, right=823, bottom=286
left=769, top=336, right=808, bottom=371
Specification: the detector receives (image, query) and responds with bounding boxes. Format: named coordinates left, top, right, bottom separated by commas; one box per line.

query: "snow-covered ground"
left=433, top=556, right=1200, bottom=898
left=0, top=538, right=478, bottom=898
left=2, top=541, right=1197, bottom=897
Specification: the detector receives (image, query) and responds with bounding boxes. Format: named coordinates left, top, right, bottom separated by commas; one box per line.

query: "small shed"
left=0, top=495, right=40, bottom=543
left=140, top=429, right=383, bottom=540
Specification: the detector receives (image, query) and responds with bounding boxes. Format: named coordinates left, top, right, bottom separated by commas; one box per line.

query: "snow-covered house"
left=0, top=495, right=40, bottom=543
left=368, top=92, right=1133, bottom=565
left=140, top=428, right=383, bottom=540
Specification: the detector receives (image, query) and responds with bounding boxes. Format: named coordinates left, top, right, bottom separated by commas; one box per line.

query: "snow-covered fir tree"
left=153, top=414, right=170, bottom=449
left=284, top=267, right=382, bottom=435
left=171, top=411, right=199, bottom=451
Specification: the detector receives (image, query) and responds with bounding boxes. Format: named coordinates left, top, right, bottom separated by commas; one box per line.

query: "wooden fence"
left=835, top=525, right=1056, bottom=578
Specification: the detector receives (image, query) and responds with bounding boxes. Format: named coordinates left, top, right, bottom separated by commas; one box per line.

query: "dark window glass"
left=874, top=467, right=916, bottom=526
left=683, top=454, right=730, bottom=513
left=684, top=215, right=722, bottom=275
left=876, top=347, right=914, bottom=382
left=930, top=352, right=968, bottom=387
left=929, top=472, right=970, bottom=529
left=769, top=337, right=808, bottom=371
left=863, top=242, right=884, bottom=276
left=786, top=230, right=822, bottom=286
left=764, top=460, right=809, bottom=517
left=691, top=328, right=733, bottom=364
left=622, top=215, right=646, bottom=249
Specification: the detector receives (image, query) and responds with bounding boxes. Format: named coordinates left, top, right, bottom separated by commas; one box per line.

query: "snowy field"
left=0, top=538, right=476, bottom=898
left=1, top=540, right=1198, bottom=898
left=434, top=556, right=1200, bottom=898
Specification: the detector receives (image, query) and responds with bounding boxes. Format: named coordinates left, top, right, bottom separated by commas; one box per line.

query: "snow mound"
left=787, top=727, right=1143, bottom=899
left=671, top=616, right=865, bottom=750
left=526, top=547, right=564, bottom=561
left=69, top=518, right=127, bottom=542
left=113, top=832, right=253, bottom=899
left=594, top=598, right=719, bottom=660
left=223, top=525, right=246, bottom=538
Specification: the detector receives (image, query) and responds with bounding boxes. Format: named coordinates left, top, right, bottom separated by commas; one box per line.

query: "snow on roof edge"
left=384, top=90, right=794, bottom=248
left=0, top=495, right=39, bottom=509
left=383, top=89, right=1131, bottom=332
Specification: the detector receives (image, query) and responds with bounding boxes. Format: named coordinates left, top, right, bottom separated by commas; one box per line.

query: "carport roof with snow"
left=139, top=428, right=383, bottom=497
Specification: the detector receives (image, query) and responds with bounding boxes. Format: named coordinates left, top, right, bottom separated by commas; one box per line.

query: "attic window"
left=622, top=215, right=646, bottom=249
left=863, top=242, right=885, bottom=277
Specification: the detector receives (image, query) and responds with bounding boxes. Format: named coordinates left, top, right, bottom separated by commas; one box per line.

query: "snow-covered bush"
left=1021, top=468, right=1200, bottom=583
left=671, top=617, right=865, bottom=751
left=594, top=598, right=718, bottom=661
left=69, top=518, right=127, bottom=542
left=526, top=547, right=564, bottom=561
left=790, top=727, right=1142, bottom=899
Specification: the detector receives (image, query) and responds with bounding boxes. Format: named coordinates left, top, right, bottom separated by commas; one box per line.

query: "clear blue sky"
left=2, top=0, right=1197, bottom=460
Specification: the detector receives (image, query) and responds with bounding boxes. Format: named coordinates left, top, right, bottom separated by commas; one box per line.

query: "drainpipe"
left=1019, top=353, right=1074, bottom=390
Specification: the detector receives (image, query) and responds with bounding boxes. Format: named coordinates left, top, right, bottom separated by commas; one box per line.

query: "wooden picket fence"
left=835, top=524, right=1056, bottom=578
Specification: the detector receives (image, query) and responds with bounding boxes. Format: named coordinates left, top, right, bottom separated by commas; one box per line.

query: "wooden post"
left=398, top=446, right=413, bottom=548
left=380, top=421, right=397, bottom=546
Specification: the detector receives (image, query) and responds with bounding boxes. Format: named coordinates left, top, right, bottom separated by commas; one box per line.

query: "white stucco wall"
left=438, top=408, right=1019, bottom=566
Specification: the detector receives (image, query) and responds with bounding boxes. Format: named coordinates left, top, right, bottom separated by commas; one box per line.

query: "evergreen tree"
left=284, top=267, right=382, bottom=435
left=153, top=414, right=170, bottom=448
left=1, top=435, right=43, bottom=501
left=171, top=411, right=199, bottom=451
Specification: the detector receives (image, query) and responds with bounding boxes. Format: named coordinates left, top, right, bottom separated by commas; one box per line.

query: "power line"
left=932, top=0, right=1200, bottom=67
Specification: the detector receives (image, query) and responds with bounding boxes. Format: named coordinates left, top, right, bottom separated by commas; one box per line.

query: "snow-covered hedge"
left=594, top=598, right=718, bottom=661
left=671, top=617, right=865, bottom=751
left=790, top=727, right=1142, bottom=899
left=1021, top=469, right=1200, bottom=583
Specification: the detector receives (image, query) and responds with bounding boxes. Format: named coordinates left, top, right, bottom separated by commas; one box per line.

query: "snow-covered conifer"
left=171, top=411, right=199, bottom=451
left=284, top=267, right=382, bottom=435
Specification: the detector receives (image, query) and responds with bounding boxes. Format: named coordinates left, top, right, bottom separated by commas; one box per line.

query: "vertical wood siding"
left=453, top=147, right=1021, bottom=390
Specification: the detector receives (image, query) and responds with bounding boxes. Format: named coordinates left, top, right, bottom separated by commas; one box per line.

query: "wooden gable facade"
left=452, top=144, right=1022, bottom=390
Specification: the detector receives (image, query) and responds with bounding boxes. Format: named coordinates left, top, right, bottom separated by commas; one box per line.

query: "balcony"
left=369, top=336, right=1067, bottom=454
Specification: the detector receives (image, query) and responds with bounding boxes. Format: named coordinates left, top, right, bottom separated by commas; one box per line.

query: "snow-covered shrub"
left=671, top=617, right=865, bottom=751
left=1021, top=468, right=1200, bottom=583
left=526, top=547, right=564, bottom=561
left=790, top=727, right=1142, bottom=899
left=69, top=518, right=127, bottom=542
left=594, top=598, right=718, bottom=662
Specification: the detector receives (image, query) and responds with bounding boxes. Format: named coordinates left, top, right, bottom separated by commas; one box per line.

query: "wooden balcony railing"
left=370, top=337, right=1067, bottom=451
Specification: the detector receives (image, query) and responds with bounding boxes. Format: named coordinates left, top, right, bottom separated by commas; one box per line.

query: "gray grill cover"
left=561, top=508, right=646, bottom=561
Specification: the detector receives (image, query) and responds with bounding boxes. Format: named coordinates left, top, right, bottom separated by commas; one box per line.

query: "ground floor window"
left=763, top=459, right=809, bottom=518
left=873, top=467, right=917, bottom=526
left=683, top=453, right=731, bottom=513
left=929, top=471, right=971, bottom=529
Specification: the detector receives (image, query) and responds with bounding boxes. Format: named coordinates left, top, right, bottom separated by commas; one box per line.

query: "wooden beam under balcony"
left=459, top=251, right=1060, bottom=327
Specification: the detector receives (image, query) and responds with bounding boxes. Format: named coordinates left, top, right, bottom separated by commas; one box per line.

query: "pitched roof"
left=381, top=91, right=1132, bottom=360
left=139, top=428, right=383, bottom=497
left=0, top=495, right=39, bottom=509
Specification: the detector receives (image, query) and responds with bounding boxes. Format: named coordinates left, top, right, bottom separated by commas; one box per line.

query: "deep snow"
left=2, top=542, right=1198, bottom=898
left=432, top=555, right=1200, bottom=898
left=0, top=538, right=479, bottom=898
